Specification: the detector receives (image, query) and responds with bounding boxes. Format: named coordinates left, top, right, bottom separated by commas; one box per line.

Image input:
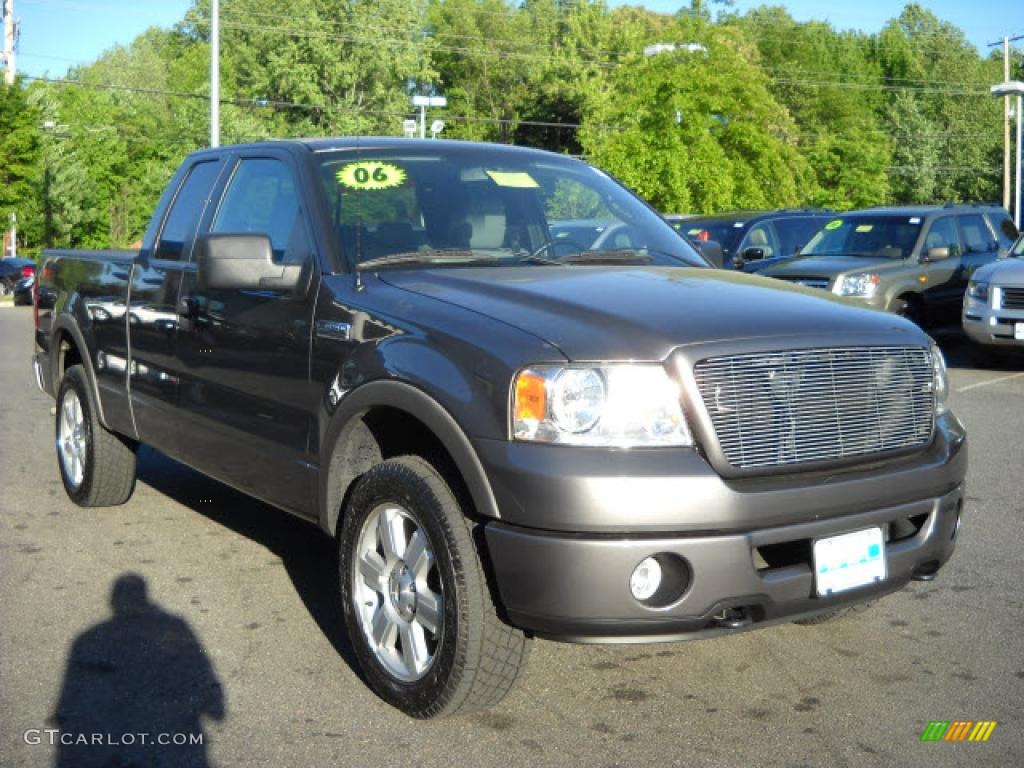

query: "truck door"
left=129, top=158, right=223, bottom=457
left=917, top=216, right=961, bottom=322
left=176, top=152, right=318, bottom=517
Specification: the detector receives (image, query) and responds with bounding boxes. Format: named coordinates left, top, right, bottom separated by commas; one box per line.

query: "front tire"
left=55, top=365, right=137, bottom=506
left=339, top=456, right=529, bottom=718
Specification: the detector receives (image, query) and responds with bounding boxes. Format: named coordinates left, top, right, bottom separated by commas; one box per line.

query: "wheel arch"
left=319, top=380, right=501, bottom=537
left=49, top=316, right=109, bottom=428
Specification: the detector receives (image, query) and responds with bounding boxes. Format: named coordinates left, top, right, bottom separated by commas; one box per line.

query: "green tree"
left=579, top=20, right=815, bottom=213
left=0, top=79, right=43, bottom=253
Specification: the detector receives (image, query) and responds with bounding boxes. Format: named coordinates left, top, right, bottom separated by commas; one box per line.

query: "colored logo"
left=920, top=721, right=997, bottom=742
left=336, top=162, right=407, bottom=191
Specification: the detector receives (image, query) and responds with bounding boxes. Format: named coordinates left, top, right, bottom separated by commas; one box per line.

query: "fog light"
left=630, top=557, right=662, bottom=601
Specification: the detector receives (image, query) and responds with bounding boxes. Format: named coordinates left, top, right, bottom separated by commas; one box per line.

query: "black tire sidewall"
left=338, top=459, right=467, bottom=717
left=55, top=366, right=98, bottom=504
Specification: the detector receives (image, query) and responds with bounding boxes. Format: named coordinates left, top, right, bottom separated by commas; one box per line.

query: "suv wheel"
left=339, top=456, right=529, bottom=718
left=55, top=365, right=137, bottom=506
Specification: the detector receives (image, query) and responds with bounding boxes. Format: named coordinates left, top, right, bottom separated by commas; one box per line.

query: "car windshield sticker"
left=909, top=217, right=921, bottom=224
left=687, top=228, right=702, bottom=235
left=855, top=224, right=874, bottom=233
left=336, top=161, right=407, bottom=190
left=733, top=222, right=745, bottom=228
left=485, top=170, right=539, bottom=188
left=825, top=219, right=843, bottom=230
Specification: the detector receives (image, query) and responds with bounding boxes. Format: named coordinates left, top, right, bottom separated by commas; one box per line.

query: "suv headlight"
left=929, top=340, right=949, bottom=415
left=512, top=364, right=692, bottom=447
left=966, top=280, right=989, bottom=304
left=834, top=272, right=880, bottom=297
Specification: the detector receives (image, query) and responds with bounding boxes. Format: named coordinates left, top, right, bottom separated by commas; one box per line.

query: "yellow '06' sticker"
left=336, top=161, right=407, bottom=190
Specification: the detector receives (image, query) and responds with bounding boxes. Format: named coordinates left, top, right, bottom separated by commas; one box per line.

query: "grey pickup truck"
left=33, top=139, right=966, bottom=718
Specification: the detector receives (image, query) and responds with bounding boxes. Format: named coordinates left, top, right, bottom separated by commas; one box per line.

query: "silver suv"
left=963, top=233, right=1024, bottom=359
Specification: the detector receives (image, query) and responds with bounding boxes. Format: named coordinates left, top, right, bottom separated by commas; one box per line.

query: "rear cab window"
left=154, top=161, right=222, bottom=262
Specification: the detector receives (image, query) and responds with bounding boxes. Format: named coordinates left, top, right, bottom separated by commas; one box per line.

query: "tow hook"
left=713, top=607, right=753, bottom=629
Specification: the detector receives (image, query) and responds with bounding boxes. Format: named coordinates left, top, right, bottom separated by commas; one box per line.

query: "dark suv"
left=760, top=205, right=1018, bottom=326
left=670, top=210, right=834, bottom=271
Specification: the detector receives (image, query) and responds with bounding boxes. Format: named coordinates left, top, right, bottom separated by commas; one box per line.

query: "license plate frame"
left=1014, top=322, right=1024, bottom=341
left=813, top=527, right=886, bottom=597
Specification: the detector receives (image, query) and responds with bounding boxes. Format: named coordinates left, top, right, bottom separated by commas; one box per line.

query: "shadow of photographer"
left=51, top=573, right=225, bottom=768
left=134, top=448, right=360, bottom=673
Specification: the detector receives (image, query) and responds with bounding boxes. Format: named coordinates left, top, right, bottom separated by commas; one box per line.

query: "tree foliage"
left=0, top=1, right=1009, bottom=252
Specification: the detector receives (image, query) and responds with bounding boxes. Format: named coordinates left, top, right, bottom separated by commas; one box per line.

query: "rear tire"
left=339, top=455, right=529, bottom=718
left=55, top=365, right=137, bottom=506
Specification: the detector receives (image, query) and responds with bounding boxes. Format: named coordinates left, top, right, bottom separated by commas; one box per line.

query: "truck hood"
left=761, top=254, right=899, bottom=278
left=973, top=257, right=1024, bottom=284
left=380, top=266, right=922, bottom=361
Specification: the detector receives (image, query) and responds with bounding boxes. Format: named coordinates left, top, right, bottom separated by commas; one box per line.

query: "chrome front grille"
left=1001, top=286, right=1024, bottom=310
left=693, top=346, right=934, bottom=471
left=779, top=276, right=830, bottom=290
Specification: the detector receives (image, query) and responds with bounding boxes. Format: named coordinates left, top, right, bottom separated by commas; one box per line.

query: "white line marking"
left=955, top=371, right=1024, bottom=393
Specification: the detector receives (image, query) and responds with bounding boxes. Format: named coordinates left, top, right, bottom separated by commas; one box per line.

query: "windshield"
left=1012, top=235, right=1024, bottom=258
left=315, top=147, right=705, bottom=270
left=801, top=216, right=923, bottom=259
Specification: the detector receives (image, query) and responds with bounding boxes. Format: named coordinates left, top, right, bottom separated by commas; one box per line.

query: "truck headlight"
left=834, top=272, right=880, bottom=297
left=929, top=340, right=949, bottom=415
left=966, top=280, right=989, bottom=304
left=512, top=364, right=693, bottom=447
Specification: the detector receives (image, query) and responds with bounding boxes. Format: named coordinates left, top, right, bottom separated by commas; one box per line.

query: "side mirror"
left=694, top=239, right=724, bottom=268
left=923, top=246, right=950, bottom=263
left=196, top=233, right=305, bottom=295
left=740, top=246, right=766, bottom=264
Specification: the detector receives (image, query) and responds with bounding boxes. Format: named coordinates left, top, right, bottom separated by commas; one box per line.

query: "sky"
left=5, top=0, right=1024, bottom=80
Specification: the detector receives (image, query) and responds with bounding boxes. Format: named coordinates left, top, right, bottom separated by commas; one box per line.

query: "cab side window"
left=212, top=158, right=307, bottom=264
left=775, top=217, right=822, bottom=258
left=957, top=214, right=995, bottom=253
left=923, top=217, right=960, bottom=257
left=988, top=212, right=1018, bottom=250
left=154, top=161, right=221, bottom=261
left=743, top=222, right=779, bottom=259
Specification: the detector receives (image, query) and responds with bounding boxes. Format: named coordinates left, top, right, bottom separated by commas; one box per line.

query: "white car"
left=963, top=234, right=1024, bottom=360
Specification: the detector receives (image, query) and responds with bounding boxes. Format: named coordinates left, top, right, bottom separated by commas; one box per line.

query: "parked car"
left=963, top=233, right=1024, bottom=361
left=0, top=257, right=36, bottom=296
left=33, top=139, right=965, bottom=718
left=674, top=210, right=834, bottom=271
left=759, top=205, right=1018, bottom=326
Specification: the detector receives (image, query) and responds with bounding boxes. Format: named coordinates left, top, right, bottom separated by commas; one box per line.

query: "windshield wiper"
left=560, top=249, right=655, bottom=265
left=356, top=249, right=507, bottom=271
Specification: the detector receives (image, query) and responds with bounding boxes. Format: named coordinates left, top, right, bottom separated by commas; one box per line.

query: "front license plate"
left=813, top=527, right=886, bottom=597
left=1015, top=322, right=1024, bottom=340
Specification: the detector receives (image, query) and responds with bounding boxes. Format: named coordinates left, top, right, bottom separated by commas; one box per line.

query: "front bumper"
left=477, top=413, right=966, bottom=642
left=485, top=484, right=963, bottom=642
left=963, top=300, right=1024, bottom=347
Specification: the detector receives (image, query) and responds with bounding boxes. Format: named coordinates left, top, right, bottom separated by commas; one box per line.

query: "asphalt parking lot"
left=1, top=304, right=1022, bottom=768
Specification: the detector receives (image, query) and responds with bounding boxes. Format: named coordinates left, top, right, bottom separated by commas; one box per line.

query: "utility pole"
left=210, top=0, right=219, bottom=147
left=2, top=0, right=16, bottom=86
left=989, top=35, right=1024, bottom=212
